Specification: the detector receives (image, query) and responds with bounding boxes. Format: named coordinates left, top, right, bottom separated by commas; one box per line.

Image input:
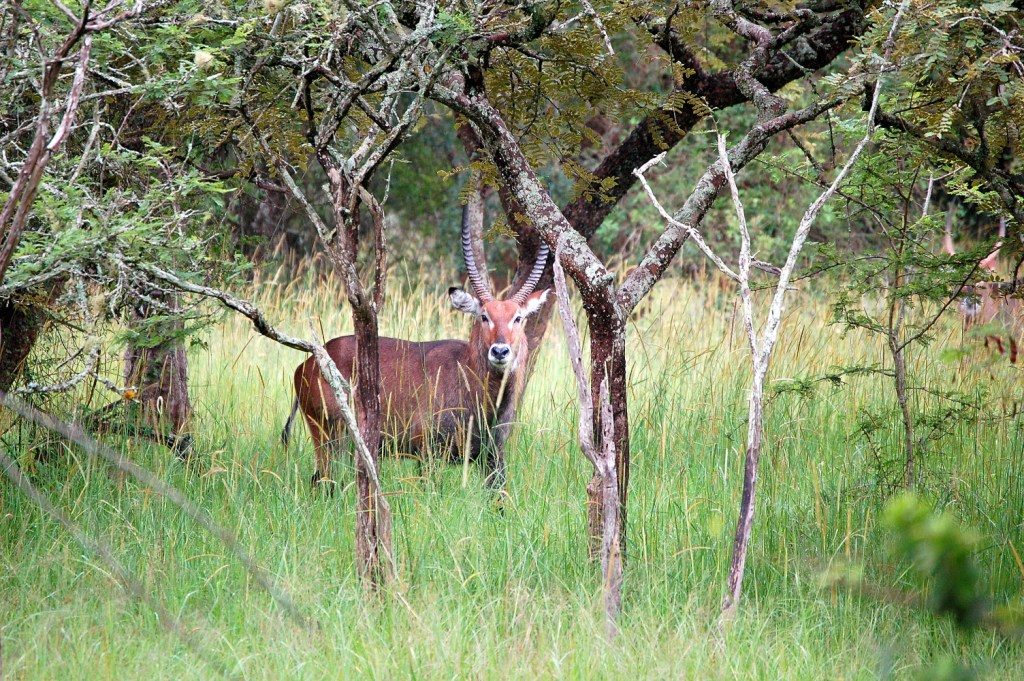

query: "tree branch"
left=562, top=4, right=868, bottom=239
left=136, top=262, right=396, bottom=584
left=617, top=96, right=843, bottom=312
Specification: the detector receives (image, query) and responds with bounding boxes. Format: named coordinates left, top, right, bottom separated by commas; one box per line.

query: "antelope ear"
left=449, top=287, right=482, bottom=316
left=521, top=288, right=550, bottom=317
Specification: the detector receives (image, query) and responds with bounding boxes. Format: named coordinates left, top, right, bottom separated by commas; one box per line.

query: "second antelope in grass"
left=944, top=217, right=1024, bottom=362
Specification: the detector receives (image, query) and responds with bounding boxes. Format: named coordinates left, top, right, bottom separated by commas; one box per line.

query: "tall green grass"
left=2, top=267, right=1022, bottom=679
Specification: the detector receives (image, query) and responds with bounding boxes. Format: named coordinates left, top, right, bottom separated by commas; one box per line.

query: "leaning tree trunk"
left=720, top=367, right=765, bottom=618
left=123, top=293, right=193, bottom=457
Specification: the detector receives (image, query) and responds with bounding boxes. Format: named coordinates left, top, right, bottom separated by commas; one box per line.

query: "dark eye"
left=513, top=315, right=523, bottom=324
left=480, top=314, right=489, bottom=324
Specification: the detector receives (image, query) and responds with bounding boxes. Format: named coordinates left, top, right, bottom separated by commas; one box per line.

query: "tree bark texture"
left=323, top=164, right=394, bottom=589
left=721, top=370, right=764, bottom=618
left=0, top=289, right=58, bottom=392
left=587, top=319, right=630, bottom=555
left=123, top=294, right=193, bottom=457
left=352, top=307, right=392, bottom=585
left=597, top=467, right=623, bottom=632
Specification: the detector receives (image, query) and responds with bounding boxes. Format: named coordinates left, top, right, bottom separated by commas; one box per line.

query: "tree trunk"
left=551, top=239, right=625, bottom=631
left=320, top=160, right=394, bottom=590
left=351, top=306, right=392, bottom=586
left=0, top=300, right=48, bottom=392
left=721, top=369, right=765, bottom=618
left=891, top=338, right=914, bottom=489
left=0, top=285, right=62, bottom=392
left=597, top=466, right=623, bottom=632
left=586, top=318, right=630, bottom=559
left=123, top=295, right=193, bottom=458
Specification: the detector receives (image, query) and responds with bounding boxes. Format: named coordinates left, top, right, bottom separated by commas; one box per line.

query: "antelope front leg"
left=483, top=421, right=511, bottom=497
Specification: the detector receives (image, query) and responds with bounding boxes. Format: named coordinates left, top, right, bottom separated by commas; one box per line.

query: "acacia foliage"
left=0, top=1, right=248, bottom=397
left=864, top=0, right=1022, bottom=229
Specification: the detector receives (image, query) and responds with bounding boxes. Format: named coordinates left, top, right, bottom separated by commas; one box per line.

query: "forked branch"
left=551, top=240, right=621, bottom=636
left=633, top=1, right=903, bottom=620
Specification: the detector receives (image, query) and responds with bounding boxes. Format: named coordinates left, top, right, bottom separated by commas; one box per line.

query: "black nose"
left=490, top=345, right=510, bottom=360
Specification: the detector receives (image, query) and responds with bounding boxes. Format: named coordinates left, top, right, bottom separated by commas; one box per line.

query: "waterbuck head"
left=449, top=206, right=550, bottom=375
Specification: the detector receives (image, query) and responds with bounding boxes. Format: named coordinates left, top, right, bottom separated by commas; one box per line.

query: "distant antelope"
left=281, top=207, right=550, bottom=491
left=944, top=216, right=1024, bottom=362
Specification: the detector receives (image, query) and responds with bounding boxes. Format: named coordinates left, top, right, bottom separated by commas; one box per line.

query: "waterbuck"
left=281, top=207, right=549, bottom=492
left=944, top=218, right=1024, bottom=362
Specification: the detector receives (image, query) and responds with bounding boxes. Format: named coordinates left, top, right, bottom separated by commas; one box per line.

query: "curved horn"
left=512, top=239, right=549, bottom=304
left=461, top=197, right=493, bottom=302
